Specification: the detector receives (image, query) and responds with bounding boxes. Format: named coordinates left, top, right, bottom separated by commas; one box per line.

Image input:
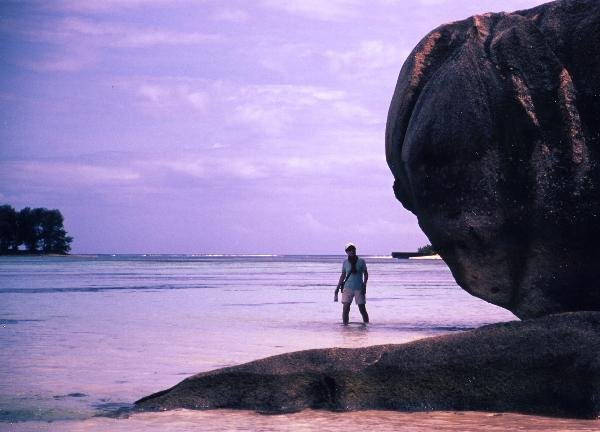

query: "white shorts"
left=341, top=289, right=366, bottom=305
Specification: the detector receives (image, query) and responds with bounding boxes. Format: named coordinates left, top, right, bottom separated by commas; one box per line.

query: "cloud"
left=254, top=38, right=407, bottom=91
left=326, top=40, right=409, bottom=80
left=331, top=101, right=378, bottom=123
left=19, top=50, right=97, bottom=72
left=212, top=8, right=250, bottom=22
left=56, top=17, right=222, bottom=48
left=296, top=212, right=334, bottom=233
left=122, top=77, right=377, bottom=135
left=234, top=102, right=292, bottom=136
left=116, top=30, right=221, bottom=47
left=230, top=84, right=376, bottom=136
left=147, top=157, right=268, bottom=181
left=261, top=0, right=360, bottom=21
left=4, top=14, right=222, bottom=72
left=137, top=83, right=209, bottom=112
left=255, top=42, right=322, bottom=75
left=0, top=160, right=140, bottom=186
left=182, top=151, right=383, bottom=182
left=40, top=0, right=197, bottom=13
left=120, top=77, right=385, bottom=174
left=155, top=160, right=207, bottom=178
left=0, top=156, right=259, bottom=196
left=349, top=218, right=418, bottom=236
left=415, top=0, right=450, bottom=4
left=222, top=160, right=267, bottom=179
left=278, top=152, right=384, bottom=178
left=6, top=16, right=221, bottom=49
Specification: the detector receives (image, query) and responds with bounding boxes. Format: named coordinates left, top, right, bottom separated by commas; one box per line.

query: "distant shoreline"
left=409, top=254, right=442, bottom=260
left=0, top=253, right=441, bottom=259
left=0, top=253, right=404, bottom=257
left=391, top=252, right=440, bottom=259
left=0, top=251, right=70, bottom=257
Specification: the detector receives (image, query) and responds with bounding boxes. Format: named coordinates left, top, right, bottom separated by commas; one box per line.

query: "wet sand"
left=6, top=409, right=600, bottom=431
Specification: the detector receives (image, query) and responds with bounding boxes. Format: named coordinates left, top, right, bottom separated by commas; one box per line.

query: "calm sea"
left=1, top=255, right=598, bottom=431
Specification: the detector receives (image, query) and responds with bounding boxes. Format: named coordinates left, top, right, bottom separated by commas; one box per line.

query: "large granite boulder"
left=135, top=312, right=600, bottom=418
left=386, top=0, right=600, bottom=319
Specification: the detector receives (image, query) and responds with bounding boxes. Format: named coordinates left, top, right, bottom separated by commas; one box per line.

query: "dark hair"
left=345, top=246, right=356, bottom=252
left=348, top=255, right=358, bottom=273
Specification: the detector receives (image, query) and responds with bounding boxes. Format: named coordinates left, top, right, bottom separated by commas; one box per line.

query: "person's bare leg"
left=358, top=304, right=369, bottom=323
left=342, top=303, right=351, bottom=325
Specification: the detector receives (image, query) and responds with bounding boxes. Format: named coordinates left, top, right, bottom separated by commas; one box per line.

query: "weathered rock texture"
left=386, top=0, right=600, bottom=319
left=136, top=312, right=600, bottom=418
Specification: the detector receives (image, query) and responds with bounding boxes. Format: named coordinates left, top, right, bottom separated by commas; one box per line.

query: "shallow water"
left=1, top=255, right=597, bottom=430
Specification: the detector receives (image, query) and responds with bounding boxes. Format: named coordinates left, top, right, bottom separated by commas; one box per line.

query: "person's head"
left=345, top=243, right=356, bottom=256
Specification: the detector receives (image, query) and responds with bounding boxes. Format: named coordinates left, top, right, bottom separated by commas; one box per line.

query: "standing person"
left=334, top=243, right=369, bottom=325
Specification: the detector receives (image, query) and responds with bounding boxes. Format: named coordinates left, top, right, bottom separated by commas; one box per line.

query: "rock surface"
left=136, top=312, right=600, bottom=418
left=385, top=0, right=600, bottom=319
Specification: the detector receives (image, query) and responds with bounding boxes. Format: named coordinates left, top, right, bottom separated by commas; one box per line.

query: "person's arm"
left=362, top=267, right=368, bottom=295
left=336, top=271, right=346, bottom=292
left=334, top=271, right=345, bottom=302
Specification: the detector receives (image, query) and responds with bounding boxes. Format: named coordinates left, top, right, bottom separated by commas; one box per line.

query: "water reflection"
left=335, top=322, right=368, bottom=345
left=0, top=256, right=518, bottom=426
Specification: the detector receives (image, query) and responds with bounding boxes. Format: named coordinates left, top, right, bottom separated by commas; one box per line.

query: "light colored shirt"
left=342, top=258, right=367, bottom=291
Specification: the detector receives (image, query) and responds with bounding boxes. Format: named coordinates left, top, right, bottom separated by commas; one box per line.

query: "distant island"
left=391, top=243, right=438, bottom=259
left=0, top=205, right=72, bottom=255
left=416, top=244, right=435, bottom=255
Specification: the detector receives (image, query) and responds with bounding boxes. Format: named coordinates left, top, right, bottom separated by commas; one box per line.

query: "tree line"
left=417, top=244, right=436, bottom=254
left=0, top=205, right=73, bottom=255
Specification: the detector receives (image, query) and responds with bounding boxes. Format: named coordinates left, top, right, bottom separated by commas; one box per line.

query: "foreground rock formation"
left=386, top=0, right=600, bottom=319
left=136, top=312, right=600, bottom=418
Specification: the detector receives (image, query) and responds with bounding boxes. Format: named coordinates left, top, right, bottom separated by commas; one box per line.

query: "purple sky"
left=1, top=0, right=549, bottom=254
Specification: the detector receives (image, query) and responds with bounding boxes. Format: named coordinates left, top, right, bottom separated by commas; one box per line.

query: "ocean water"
left=1, top=255, right=598, bottom=431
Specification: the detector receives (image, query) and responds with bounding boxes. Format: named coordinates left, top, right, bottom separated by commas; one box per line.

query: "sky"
left=0, top=0, right=549, bottom=254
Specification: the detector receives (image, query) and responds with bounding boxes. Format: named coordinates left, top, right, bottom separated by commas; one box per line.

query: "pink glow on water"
left=1, top=255, right=515, bottom=425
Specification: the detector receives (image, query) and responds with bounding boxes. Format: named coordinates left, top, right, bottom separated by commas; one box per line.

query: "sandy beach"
left=5, top=409, right=600, bottom=432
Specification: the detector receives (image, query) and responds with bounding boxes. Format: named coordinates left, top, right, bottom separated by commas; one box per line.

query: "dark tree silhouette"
left=40, top=209, right=72, bottom=254
left=417, top=244, right=436, bottom=255
left=0, top=205, right=18, bottom=253
left=0, top=205, right=72, bottom=254
left=17, top=207, right=42, bottom=252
